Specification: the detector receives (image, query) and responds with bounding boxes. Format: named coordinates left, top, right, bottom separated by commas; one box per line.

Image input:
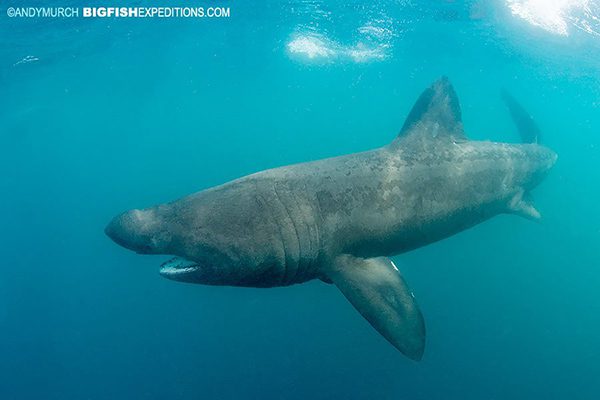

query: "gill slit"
left=313, top=190, right=325, bottom=259
left=290, top=184, right=310, bottom=282
left=254, top=189, right=288, bottom=286
left=272, top=184, right=300, bottom=285
left=304, top=181, right=321, bottom=279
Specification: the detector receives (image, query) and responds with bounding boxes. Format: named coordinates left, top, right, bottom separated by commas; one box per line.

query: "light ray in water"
left=507, top=0, right=600, bottom=36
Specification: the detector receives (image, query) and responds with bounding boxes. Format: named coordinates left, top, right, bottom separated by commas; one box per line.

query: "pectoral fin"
left=326, top=255, right=425, bottom=361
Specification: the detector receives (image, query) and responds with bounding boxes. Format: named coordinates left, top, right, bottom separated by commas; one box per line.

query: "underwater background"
left=2, top=0, right=600, bottom=399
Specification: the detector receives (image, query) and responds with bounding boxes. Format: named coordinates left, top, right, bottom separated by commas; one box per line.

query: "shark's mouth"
left=159, top=257, right=201, bottom=278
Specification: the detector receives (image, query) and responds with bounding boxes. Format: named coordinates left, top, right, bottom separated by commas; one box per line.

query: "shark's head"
left=105, top=207, right=234, bottom=285
left=105, top=193, right=278, bottom=287
left=105, top=208, right=172, bottom=255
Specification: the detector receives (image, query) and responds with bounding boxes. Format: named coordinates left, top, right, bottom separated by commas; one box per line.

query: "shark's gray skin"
left=105, top=78, right=556, bottom=361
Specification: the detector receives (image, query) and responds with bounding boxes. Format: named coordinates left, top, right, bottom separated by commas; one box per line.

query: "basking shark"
left=105, top=78, right=556, bottom=360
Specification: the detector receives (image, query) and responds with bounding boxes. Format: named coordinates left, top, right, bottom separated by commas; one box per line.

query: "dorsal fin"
left=394, top=77, right=465, bottom=146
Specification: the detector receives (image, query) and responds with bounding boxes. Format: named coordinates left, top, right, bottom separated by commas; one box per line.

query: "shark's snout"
left=105, top=209, right=159, bottom=254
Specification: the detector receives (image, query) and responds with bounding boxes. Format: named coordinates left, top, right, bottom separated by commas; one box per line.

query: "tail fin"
left=501, top=89, right=541, bottom=144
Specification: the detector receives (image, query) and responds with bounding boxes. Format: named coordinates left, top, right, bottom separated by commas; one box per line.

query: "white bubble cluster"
left=286, top=31, right=389, bottom=63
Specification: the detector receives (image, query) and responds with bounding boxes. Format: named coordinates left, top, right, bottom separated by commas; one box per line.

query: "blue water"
left=2, top=1, right=600, bottom=399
